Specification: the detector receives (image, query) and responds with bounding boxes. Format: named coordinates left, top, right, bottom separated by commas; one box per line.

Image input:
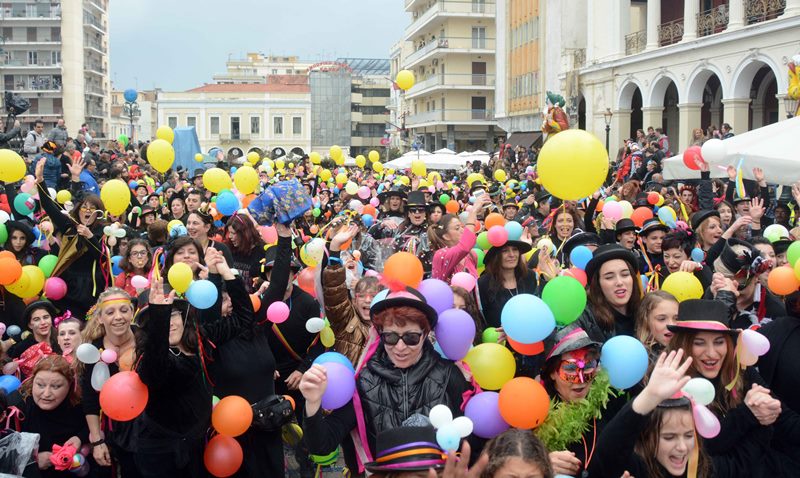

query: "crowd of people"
left=0, top=117, right=797, bottom=478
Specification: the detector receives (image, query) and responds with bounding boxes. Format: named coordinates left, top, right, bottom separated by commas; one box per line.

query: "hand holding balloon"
left=299, top=364, right=328, bottom=417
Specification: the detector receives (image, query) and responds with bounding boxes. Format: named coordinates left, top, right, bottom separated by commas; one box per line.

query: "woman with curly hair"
left=223, top=213, right=265, bottom=293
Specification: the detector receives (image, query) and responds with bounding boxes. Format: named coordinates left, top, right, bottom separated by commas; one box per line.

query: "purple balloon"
left=321, top=362, right=356, bottom=410
left=465, top=392, right=509, bottom=438
left=418, top=279, right=454, bottom=315
left=434, top=309, right=476, bottom=361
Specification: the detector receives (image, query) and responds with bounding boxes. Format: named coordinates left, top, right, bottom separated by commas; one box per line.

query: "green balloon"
left=439, top=194, right=450, bottom=205
left=482, top=327, right=500, bottom=344
left=0, top=224, right=7, bottom=245
left=473, top=248, right=485, bottom=268
left=787, top=241, right=800, bottom=268
left=312, top=208, right=321, bottom=217
left=541, top=275, right=587, bottom=326
left=476, top=232, right=490, bottom=250
left=38, top=254, right=58, bottom=278
left=117, top=134, right=129, bottom=147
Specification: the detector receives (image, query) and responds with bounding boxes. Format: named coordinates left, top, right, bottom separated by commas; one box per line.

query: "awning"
left=506, top=131, right=543, bottom=149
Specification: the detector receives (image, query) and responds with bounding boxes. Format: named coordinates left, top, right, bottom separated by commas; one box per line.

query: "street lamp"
left=603, top=108, right=613, bottom=152
left=784, top=96, right=799, bottom=119
left=123, top=88, right=140, bottom=143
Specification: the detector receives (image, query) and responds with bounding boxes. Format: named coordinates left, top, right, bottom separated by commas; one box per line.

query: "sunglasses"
left=380, top=331, right=423, bottom=346
left=408, top=207, right=426, bottom=214
left=558, top=358, right=598, bottom=384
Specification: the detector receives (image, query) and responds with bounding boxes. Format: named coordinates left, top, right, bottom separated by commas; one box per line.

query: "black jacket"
left=758, top=315, right=800, bottom=413
left=576, top=306, right=636, bottom=344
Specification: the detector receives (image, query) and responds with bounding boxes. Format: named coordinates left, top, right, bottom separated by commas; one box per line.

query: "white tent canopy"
left=663, top=117, right=800, bottom=185
left=385, top=149, right=489, bottom=170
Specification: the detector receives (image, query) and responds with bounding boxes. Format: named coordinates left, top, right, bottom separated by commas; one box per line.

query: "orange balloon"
left=212, top=396, right=253, bottom=437
left=498, top=377, right=549, bottom=429
left=596, top=200, right=605, bottom=212
left=507, top=338, right=544, bottom=356
left=362, top=205, right=377, bottom=217
left=204, top=435, right=243, bottom=477
left=485, top=212, right=505, bottom=229
left=284, top=394, right=296, bottom=410
left=383, top=252, right=423, bottom=289
left=630, top=207, right=654, bottom=228
left=250, top=294, right=261, bottom=311
left=767, top=266, right=800, bottom=296
left=99, top=371, right=148, bottom=421
left=241, top=194, right=256, bottom=208
left=0, top=257, right=22, bottom=285
left=445, top=200, right=459, bottom=214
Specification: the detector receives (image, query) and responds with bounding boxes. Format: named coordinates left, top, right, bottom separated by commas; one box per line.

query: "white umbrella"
left=433, top=148, right=456, bottom=155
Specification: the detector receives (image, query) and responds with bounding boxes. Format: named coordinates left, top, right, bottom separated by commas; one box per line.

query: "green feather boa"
left=535, top=371, right=617, bottom=451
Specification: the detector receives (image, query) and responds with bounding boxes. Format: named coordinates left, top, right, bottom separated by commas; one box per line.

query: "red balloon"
left=507, top=338, right=544, bottom=356
left=630, top=207, right=654, bottom=228
left=683, top=146, right=703, bottom=170
left=564, top=267, right=587, bottom=287
left=297, top=267, right=316, bottom=297
left=204, top=435, right=243, bottom=477
left=99, top=371, right=148, bottom=421
left=647, top=192, right=660, bottom=205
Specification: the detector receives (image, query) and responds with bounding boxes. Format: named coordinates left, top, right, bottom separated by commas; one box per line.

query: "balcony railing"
left=406, top=36, right=496, bottom=65
left=85, top=84, right=105, bottom=95
left=697, top=4, right=729, bottom=37
left=0, top=59, right=60, bottom=68
left=15, top=78, right=62, bottom=91
left=625, top=30, right=646, bottom=55
left=85, top=63, right=107, bottom=74
left=1, top=35, right=61, bottom=44
left=406, top=1, right=496, bottom=37
left=83, top=14, right=106, bottom=32
left=407, top=108, right=495, bottom=125
left=84, top=39, right=107, bottom=53
left=745, top=0, right=785, bottom=24
left=407, top=73, right=496, bottom=96
left=658, top=18, right=684, bottom=46
left=0, top=6, right=61, bottom=19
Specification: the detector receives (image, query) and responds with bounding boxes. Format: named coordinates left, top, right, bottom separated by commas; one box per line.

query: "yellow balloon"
left=329, top=145, right=343, bottom=161
left=167, top=262, right=193, bottom=294
left=275, top=159, right=285, bottom=170
left=300, top=245, right=318, bottom=267
left=537, top=129, right=608, bottom=201
left=246, top=151, right=260, bottom=165
left=619, top=200, right=633, bottom=219
left=661, top=271, right=704, bottom=302
left=194, top=153, right=204, bottom=162
left=5, top=269, right=30, bottom=298
left=464, top=343, right=516, bottom=390
left=203, top=168, right=232, bottom=193
left=418, top=179, right=429, bottom=188
left=0, top=149, right=26, bottom=183
left=320, top=326, right=335, bottom=347
left=398, top=175, right=410, bottom=186
left=319, top=169, right=332, bottom=182
left=334, top=155, right=345, bottom=166
left=467, top=173, right=485, bottom=187
left=100, top=179, right=132, bottom=216
left=309, top=152, right=321, bottom=164
left=355, top=155, right=366, bottom=168
left=22, top=265, right=45, bottom=298
left=167, top=219, right=184, bottom=234
left=427, top=172, right=441, bottom=183
left=155, top=125, right=175, bottom=144
left=396, top=70, right=416, bottom=91
left=345, top=181, right=358, bottom=195
left=368, top=150, right=380, bottom=163
left=233, top=166, right=259, bottom=195
left=335, top=172, right=348, bottom=185
left=411, top=159, right=426, bottom=177
left=373, top=162, right=384, bottom=173
left=56, top=190, right=72, bottom=204
left=147, top=139, right=175, bottom=173
left=494, top=170, right=507, bottom=182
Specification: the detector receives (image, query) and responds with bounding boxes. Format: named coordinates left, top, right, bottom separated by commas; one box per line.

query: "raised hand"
left=35, top=157, right=46, bottom=184
left=753, top=167, right=766, bottom=186
left=330, top=224, right=359, bottom=252
left=633, top=350, right=692, bottom=414
left=67, top=158, right=85, bottom=179
left=430, top=441, right=488, bottom=478
left=298, top=364, right=328, bottom=417
left=149, top=276, right=175, bottom=305
left=748, top=197, right=764, bottom=222
left=727, top=165, right=737, bottom=181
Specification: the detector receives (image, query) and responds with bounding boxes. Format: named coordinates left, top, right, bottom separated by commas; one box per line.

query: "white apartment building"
left=213, top=53, right=313, bottom=84
left=0, top=0, right=110, bottom=137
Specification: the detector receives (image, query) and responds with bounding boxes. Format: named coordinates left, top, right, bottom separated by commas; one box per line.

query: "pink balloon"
left=357, top=186, right=371, bottom=200
left=602, top=201, right=623, bottom=221
left=741, top=329, right=770, bottom=356
left=693, top=403, right=721, bottom=438
left=451, top=272, right=477, bottom=292
left=101, top=349, right=118, bottom=364
left=487, top=226, right=509, bottom=247
left=131, top=275, right=150, bottom=289
left=44, top=277, right=68, bottom=300
left=267, top=301, right=290, bottom=323
left=260, top=226, right=278, bottom=244
left=369, top=197, right=380, bottom=207
left=0, top=323, right=5, bottom=336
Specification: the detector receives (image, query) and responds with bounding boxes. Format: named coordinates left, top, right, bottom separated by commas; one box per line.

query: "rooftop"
left=336, top=58, right=391, bottom=76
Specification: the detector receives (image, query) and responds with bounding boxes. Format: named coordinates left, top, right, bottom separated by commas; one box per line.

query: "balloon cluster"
left=428, top=404, right=473, bottom=451
left=76, top=344, right=119, bottom=391
left=206, top=395, right=252, bottom=477
left=167, top=263, right=218, bottom=310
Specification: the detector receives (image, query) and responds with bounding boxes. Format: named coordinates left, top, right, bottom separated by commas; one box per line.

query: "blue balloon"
left=641, top=274, right=649, bottom=290
left=500, top=294, right=556, bottom=344
left=570, top=245, right=593, bottom=270
left=370, top=289, right=389, bottom=308
left=128, top=180, right=138, bottom=189
left=230, top=167, right=237, bottom=174
left=333, top=187, right=340, bottom=194
left=361, top=214, right=374, bottom=228
left=691, top=247, right=705, bottom=263
left=436, top=424, right=461, bottom=451
left=216, top=191, right=240, bottom=216
left=504, top=221, right=523, bottom=241
left=313, top=352, right=355, bottom=374
left=0, top=375, right=21, bottom=394
left=111, top=255, right=123, bottom=275
left=7, top=325, right=21, bottom=337
left=186, top=280, right=218, bottom=310
left=213, top=220, right=223, bottom=228
left=123, top=88, right=138, bottom=103
left=601, top=335, right=649, bottom=389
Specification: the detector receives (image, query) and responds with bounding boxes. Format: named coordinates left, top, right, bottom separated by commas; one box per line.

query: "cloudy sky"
left=109, top=0, right=406, bottom=91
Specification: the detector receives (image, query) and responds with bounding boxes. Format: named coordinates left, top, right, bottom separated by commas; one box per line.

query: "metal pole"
left=605, top=124, right=611, bottom=153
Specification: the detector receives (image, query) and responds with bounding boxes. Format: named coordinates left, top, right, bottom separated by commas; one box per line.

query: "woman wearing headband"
left=222, top=213, right=265, bottom=293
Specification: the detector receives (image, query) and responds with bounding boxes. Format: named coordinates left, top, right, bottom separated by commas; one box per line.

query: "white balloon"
left=305, top=317, right=326, bottom=334
left=91, top=361, right=110, bottom=391
left=48, top=187, right=57, bottom=199
left=452, top=416, right=474, bottom=438
left=428, top=404, right=453, bottom=429
left=700, top=138, right=727, bottom=165
left=682, top=377, right=715, bottom=406
left=0, top=210, right=9, bottom=224
left=306, top=238, right=326, bottom=263
left=76, top=343, right=101, bottom=364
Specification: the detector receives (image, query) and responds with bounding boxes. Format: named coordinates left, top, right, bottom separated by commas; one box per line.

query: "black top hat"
left=562, top=231, right=601, bottom=259
left=370, top=287, right=439, bottom=328
left=406, top=191, right=427, bottom=208
left=378, top=186, right=407, bottom=203
left=634, top=193, right=651, bottom=208
left=772, top=238, right=793, bottom=255
left=639, top=218, right=670, bottom=236
left=534, top=190, right=552, bottom=204
left=585, top=244, right=640, bottom=282
left=615, top=218, right=638, bottom=235
left=469, top=182, right=487, bottom=195
left=364, top=426, right=446, bottom=473
left=487, top=183, right=503, bottom=197
left=718, top=239, right=761, bottom=278
left=22, top=300, right=59, bottom=328
left=667, top=299, right=739, bottom=336
left=5, top=220, right=35, bottom=245
left=484, top=240, right=533, bottom=265
left=690, top=209, right=720, bottom=231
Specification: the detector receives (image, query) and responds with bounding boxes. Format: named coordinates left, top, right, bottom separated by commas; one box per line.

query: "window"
left=250, top=116, right=260, bottom=135
left=50, top=51, right=60, bottom=65
left=27, top=51, right=37, bottom=65
left=187, top=116, right=196, bottom=128
left=472, top=27, right=486, bottom=49
left=210, top=116, right=220, bottom=135
left=292, top=117, right=302, bottom=135
left=273, top=116, right=283, bottom=135
left=168, top=116, right=177, bottom=129
left=231, top=117, right=240, bottom=140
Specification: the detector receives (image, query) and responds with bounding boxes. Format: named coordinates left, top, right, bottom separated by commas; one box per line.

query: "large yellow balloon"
left=147, top=139, right=175, bottom=173
left=494, top=170, right=507, bottom=182
left=155, top=125, right=175, bottom=144
left=396, top=70, right=416, bottom=91
left=0, top=149, right=26, bottom=183
left=355, top=155, right=366, bottom=168
left=167, top=263, right=193, bottom=294
left=309, top=152, right=321, bottom=165
left=246, top=151, right=260, bottom=165
left=411, top=159, right=426, bottom=177
left=329, top=145, right=343, bottom=161
left=464, top=343, right=516, bottom=390
left=537, top=129, right=609, bottom=201
left=7, top=265, right=45, bottom=298
left=5, top=268, right=30, bottom=298
left=101, top=179, right=131, bottom=216
left=661, top=271, right=704, bottom=302
left=368, top=150, right=380, bottom=163
left=335, top=172, right=348, bottom=185
left=203, top=168, right=232, bottom=193
left=234, top=166, right=259, bottom=194
left=319, top=169, right=332, bottom=182
left=373, top=162, right=384, bottom=173
left=56, top=190, right=71, bottom=204
left=275, top=159, right=285, bottom=170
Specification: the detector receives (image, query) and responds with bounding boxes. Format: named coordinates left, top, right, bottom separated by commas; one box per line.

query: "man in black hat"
left=369, top=186, right=407, bottom=241
left=773, top=202, right=792, bottom=229
left=392, top=190, right=432, bottom=273
left=191, top=168, right=205, bottom=190
left=607, top=218, right=638, bottom=250
left=502, top=198, right=520, bottom=221
left=531, top=190, right=552, bottom=231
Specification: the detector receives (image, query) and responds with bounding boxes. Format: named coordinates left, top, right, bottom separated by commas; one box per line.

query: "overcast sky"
left=108, top=0, right=406, bottom=91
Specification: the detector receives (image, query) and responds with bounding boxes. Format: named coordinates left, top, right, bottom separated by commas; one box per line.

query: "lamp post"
left=784, top=96, right=799, bottom=119
left=123, top=88, right=140, bottom=143
left=603, top=108, right=613, bottom=153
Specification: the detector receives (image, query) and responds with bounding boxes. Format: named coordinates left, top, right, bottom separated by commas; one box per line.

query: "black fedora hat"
left=544, top=324, right=601, bottom=361
left=562, top=231, right=601, bottom=259
left=585, top=244, right=640, bottom=282
left=639, top=218, right=670, bottom=236
left=364, top=426, right=446, bottom=473
left=667, top=299, right=739, bottom=336
left=690, top=209, right=720, bottom=231
left=370, top=287, right=439, bottom=328
left=615, top=218, right=638, bottom=235
left=484, top=240, right=533, bottom=265
left=378, top=185, right=407, bottom=203
left=22, top=300, right=58, bottom=327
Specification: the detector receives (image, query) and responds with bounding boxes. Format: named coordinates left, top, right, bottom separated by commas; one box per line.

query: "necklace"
left=507, top=287, right=518, bottom=297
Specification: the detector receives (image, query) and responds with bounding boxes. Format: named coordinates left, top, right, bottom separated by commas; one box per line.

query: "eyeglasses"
left=380, top=331, right=423, bottom=346
left=408, top=208, right=426, bottom=214
left=130, top=250, right=148, bottom=258
left=558, top=358, right=598, bottom=384
left=80, top=205, right=98, bottom=213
